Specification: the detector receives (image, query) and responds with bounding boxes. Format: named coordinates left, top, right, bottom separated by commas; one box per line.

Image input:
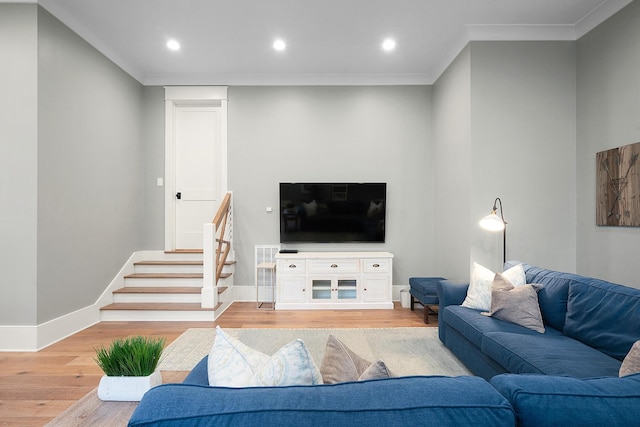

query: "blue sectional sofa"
left=437, top=261, right=640, bottom=380
left=130, top=350, right=640, bottom=427
left=129, top=262, right=640, bottom=426
left=129, top=371, right=516, bottom=426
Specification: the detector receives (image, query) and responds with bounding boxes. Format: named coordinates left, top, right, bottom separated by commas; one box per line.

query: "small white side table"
left=256, top=262, right=276, bottom=310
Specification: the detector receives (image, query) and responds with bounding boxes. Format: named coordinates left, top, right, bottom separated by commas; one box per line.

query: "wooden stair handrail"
left=212, top=192, right=232, bottom=286
left=212, top=192, right=231, bottom=230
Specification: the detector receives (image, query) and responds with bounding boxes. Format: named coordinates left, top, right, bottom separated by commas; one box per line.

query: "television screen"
left=280, top=183, right=386, bottom=243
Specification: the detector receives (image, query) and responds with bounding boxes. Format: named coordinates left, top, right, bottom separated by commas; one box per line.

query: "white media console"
left=274, top=252, right=394, bottom=310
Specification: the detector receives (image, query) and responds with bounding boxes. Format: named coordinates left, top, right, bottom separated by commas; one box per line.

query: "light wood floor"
left=0, top=302, right=434, bottom=426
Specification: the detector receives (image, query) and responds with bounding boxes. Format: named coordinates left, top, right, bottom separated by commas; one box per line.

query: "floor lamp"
left=479, top=197, right=507, bottom=265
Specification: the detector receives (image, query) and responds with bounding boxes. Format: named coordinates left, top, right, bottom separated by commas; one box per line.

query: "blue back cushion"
left=516, top=263, right=571, bottom=331
left=563, top=278, right=640, bottom=360
left=491, top=373, right=640, bottom=427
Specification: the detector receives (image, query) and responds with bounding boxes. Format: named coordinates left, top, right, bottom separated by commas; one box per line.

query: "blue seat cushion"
left=491, top=373, right=640, bottom=427
left=410, top=277, right=445, bottom=305
left=130, top=376, right=516, bottom=427
left=442, top=305, right=553, bottom=349
left=482, top=331, right=621, bottom=378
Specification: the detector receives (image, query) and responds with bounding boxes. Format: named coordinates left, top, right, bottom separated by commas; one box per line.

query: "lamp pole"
left=494, top=198, right=507, bottom=265
left=479, top=197, right=507, bottom=265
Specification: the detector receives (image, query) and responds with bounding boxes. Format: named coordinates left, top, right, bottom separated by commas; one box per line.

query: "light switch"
left=266, top=207, right=273, bottom=213
left=157, top=178, right=164, bottom=187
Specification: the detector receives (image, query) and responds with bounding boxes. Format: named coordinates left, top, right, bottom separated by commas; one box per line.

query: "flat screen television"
left=280, top=182, right=386, bottom=243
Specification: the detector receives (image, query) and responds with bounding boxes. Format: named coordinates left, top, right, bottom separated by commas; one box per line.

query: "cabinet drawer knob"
left=372, top=263, right=380, bottom=268
left=289, top=264, right=297, bottom=268
left=331, top=264, right=338, bottom=268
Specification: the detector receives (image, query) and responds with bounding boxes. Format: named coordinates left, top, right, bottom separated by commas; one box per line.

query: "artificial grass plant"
left=94, top=336, right=165, bottom=376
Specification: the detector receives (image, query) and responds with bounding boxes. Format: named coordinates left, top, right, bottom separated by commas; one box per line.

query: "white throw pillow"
left=208, top=326, right=270, bottom=386
left=462, top=262, right=526, bottom=311
left=249, top=339, right=323, bottom=386
left=207, top=326, right=322, bottom=387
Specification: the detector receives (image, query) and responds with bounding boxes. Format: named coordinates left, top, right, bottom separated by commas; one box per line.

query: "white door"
left=165, top=86, right=228, bottom=252
left=174, top=106, right=219, bottom=249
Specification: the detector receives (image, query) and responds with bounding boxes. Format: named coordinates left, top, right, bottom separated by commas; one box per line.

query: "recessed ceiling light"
left=167, top=39, right=181, bottom=51
left=382, top=38, right=396, bottom=52
left=273, top=39, right=286, bottom=51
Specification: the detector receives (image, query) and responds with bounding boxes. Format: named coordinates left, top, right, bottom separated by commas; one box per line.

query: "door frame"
left=164, top=86, right=228, bottom=251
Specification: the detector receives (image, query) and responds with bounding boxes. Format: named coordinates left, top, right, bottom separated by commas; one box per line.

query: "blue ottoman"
left=409, top=277, right=446, bottom=324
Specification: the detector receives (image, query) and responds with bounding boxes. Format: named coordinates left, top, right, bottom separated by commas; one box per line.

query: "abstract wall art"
left=596, top=142, right=640, bottom=226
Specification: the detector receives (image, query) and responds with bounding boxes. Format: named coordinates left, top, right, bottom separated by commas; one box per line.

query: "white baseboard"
left=36, top=305, right=100, bottom=350
left=0, top=326, right=38, bottom=351
left=233, top=285, right=255, bottom=301
left=0, top=251, right=153, bottom=352
left=94, top=251, right=145, bottom=309
left=0, top=305, right=99, bottom=351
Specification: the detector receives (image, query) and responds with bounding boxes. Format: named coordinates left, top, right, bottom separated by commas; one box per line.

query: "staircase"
left=100, top=250, right=235, bottom=321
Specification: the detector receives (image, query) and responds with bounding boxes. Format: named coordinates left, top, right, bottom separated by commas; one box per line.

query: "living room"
left=2, top=0, right=640, bottom=424
left=3, top=1, right=638, bottom=352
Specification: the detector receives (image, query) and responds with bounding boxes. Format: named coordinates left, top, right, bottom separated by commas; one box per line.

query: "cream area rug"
left=158, top=327, right=471, bottom=377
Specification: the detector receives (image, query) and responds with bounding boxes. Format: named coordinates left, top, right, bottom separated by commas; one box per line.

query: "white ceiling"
left=27, top=0, right=633, bottom=85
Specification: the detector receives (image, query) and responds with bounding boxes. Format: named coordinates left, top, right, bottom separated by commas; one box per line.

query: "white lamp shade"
left=479, top=213, right=505, bottom=231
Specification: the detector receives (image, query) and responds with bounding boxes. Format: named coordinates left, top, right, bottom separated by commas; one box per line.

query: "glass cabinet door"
left=337, top=279, right=357, bottom=300
left=311, top=279, right=332, bottom=300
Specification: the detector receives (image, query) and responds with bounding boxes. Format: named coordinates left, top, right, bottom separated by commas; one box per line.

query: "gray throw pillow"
left=620, top=341, right=640, bottom=377
left=320, top=335, right=392, bottom=383
left=482, top=273, right=545, bottom=333
left=358, top=359, right=392, bottom=381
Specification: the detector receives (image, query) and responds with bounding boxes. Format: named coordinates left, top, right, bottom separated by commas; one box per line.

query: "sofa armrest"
left=436, top=280, right=469, bottom=343
left=490, top=373, right=640, bottom=427
left=437, top=280, right=469, bottom=308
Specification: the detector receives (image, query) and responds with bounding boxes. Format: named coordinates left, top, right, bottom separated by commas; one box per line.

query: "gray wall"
left=432, top=41, right=577, bottom=278
left=0, top=4, right=39, bottom=325
left=469, top=41, right=577, bottom=274
left=0, top=5, right=147, bottom=325
left=576, top=1, right=640, bottom=288
left=432, top=46, right=472, bottom=280
left=141, top=86, right=166, bottom=249
left=37, top=7, right=145, bottom=323
left=227, top=86, right=433, bottom=287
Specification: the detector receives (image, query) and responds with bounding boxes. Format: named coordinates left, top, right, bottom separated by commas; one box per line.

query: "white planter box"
left=97, top=371, right=162, bottom=401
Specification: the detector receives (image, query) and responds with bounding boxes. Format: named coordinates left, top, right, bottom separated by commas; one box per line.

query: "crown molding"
left=575, top=0, right=632, bottom=38
left=38, top=0, right=146, bottom=83
left=144, top=72, right=434, bottom=87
